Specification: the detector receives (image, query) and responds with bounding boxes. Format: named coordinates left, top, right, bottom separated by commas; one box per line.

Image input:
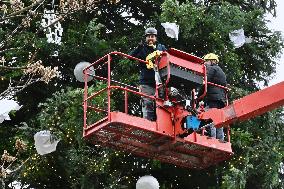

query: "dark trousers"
left=206, top=100, right=225, bottom=140
left=140, top=85, right=156, bottom=121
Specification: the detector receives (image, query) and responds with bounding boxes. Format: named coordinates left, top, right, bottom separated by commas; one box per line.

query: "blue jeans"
left=206, top=100, right=225, bottom=140
left=140, top=85, right=156, bottom=121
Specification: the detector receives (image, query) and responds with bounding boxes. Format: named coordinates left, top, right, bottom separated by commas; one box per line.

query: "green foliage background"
left=0, top=0, right=284, bottom=188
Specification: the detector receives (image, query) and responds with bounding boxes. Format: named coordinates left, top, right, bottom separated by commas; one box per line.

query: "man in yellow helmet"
left=202, top=53, right=227, bottom=141
left=129, top=27, right=166, bottom=121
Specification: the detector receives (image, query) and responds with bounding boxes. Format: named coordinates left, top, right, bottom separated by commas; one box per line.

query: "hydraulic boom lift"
left=82, top=48, right=284, bottom=169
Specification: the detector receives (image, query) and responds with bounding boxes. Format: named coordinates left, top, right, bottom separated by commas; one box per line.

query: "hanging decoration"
left=229, top=28, right=246, bottom=48
left=74, top=61, right=95, bottom=82
left=161, top=22, right=179, bottom=40
left=34, top=130, right=60, bottom=155
left=0, top=98, right=22, bottom=123
left=136, top=175, right=160, bottom=189
left=41, top=9, right=63, bottom=45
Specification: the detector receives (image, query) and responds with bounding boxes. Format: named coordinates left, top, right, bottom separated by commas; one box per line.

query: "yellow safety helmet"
left=203, top=53, right=219, bottom=63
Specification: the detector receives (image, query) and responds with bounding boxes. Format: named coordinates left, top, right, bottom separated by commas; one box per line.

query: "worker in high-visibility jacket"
left=201, top=53, right=227, bottom=141
left=129, top=27, right=167, bottom=121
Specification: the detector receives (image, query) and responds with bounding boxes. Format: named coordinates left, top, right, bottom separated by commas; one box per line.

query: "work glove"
left=147, top=61, right=154, bottom=69
left=146, top=50, right=162, bottom=69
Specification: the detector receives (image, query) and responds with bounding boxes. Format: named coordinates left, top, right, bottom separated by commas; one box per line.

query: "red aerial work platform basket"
left=82, top=49, right=233, bottom=169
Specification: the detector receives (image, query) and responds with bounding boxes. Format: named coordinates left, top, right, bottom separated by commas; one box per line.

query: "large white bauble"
left=34, top=130, right=60, bottom=155
left=74, top=61, right=95, bottom=82
left=136, top=175, right=159, bottom=189
left=0, top=98, right=22, bottom=123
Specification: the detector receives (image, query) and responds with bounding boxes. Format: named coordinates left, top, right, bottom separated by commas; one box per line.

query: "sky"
left=267, top=0, right=284, bottom=86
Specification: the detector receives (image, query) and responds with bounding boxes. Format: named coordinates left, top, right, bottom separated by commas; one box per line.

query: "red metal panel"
left=156, top=100, right=174, bottom=135
left=83, top=70, right=88, bottom=129
left=158, top=54, right=169, bottom=70
left=160, top=55, right=204, bottom=74
left=110, top=112, right=158, bottom=133
left=83, top=117, right=109, bottom=138
left=83, top=112, right=233, bottom=169
left=107, top=54, right=111, bottom=121
left=167, top=48, right=204, bottom=64
left=169, top=56, right=204, bottom=74
left=124, top=88, right=128, bottom=114
left=158, top=49, right=205, bottom=75
left=234, top=81, right=284, bottom=120
left=183, top=134, right=232, bottom=153
left=199, top=81, right=284, bottom=127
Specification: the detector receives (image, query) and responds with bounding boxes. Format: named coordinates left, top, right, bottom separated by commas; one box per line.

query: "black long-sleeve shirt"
left=129, top=43, right=166, bottom=86
left=205, top=64, right=227, bottom=101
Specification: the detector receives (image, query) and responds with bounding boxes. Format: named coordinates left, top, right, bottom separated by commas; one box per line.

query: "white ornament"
left=229, top=28, right=246, bottom=48
left=0, top=98, right=22, bottom=123
left=161, top=22, right=179, bottom=40
left=34, top=130, right=60, bottom=155
left=74, top=62, right=95, bottom=82
left=136, top=175, right=159, bottom=189
left=41, top=9, right=63, bottom=45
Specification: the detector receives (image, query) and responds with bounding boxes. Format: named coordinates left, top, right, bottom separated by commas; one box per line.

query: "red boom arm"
left=199, top=81, right=284, bottom=128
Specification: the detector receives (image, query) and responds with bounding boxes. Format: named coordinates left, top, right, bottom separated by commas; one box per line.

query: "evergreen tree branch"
left=0, top=0, right=45, bottom=22
left=0, top=65, right=27, bottom=70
